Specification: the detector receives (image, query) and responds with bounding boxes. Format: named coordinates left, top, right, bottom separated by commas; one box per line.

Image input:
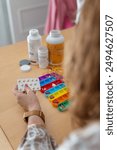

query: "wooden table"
left=0, top=27, right=74, bottom=149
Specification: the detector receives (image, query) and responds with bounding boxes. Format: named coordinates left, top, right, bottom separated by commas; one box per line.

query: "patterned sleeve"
left=17, top=124, right=57, bottom=150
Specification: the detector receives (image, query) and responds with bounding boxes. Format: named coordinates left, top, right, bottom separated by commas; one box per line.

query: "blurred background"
left=0, top=0, right=84, bottom=47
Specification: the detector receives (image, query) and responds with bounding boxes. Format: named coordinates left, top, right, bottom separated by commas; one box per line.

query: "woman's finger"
left=24, top=84, right=32, bottom=94
left=12, top=85, right=19, bottom=96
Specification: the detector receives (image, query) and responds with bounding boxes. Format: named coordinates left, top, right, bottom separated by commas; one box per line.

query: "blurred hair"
left=64, top=0, right=100, bottom=127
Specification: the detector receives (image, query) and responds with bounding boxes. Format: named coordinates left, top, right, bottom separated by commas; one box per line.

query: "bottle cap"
left=50, top=30, right=61, bottom=37
left=29, top=29, right=39, bottom=37
left=20, top=65, right=31, bottom=72
left=19, top=59, right=31, bottom=66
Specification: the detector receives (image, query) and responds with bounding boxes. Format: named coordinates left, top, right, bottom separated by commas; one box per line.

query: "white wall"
left=0, top=0, right=12, bottom=46
left=0, top=0, right=48, bottom=46
left=7, top=0, right=48, bottom=44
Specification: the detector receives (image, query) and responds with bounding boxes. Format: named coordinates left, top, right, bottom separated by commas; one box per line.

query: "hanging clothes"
left=45, top=0, right=77, bottom=34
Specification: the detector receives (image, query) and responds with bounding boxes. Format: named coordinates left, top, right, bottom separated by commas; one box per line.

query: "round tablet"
left=20, top=65, right=31, bottom=72
left=19, top=59, right=31, bottom=66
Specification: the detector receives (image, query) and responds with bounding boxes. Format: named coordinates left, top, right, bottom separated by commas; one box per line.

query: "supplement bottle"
left=38, top=46, right=48, bottom=69
left=46, top=30, right=64, bottom=65
left=27, top=29, right=41, bottom=65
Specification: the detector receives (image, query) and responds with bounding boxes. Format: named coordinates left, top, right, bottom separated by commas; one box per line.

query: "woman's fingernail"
left=23, top=91, right=27, bottom=94
left=25, top=84, right=28, bottom=87
left=33, top=91, right=36, bottom=94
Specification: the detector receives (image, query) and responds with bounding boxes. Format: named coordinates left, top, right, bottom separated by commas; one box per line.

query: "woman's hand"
left=13, top=84, right=41, bottom=111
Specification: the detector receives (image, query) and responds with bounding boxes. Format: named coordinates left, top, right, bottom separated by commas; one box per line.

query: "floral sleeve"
left=17, top=124, right=57, bottom=150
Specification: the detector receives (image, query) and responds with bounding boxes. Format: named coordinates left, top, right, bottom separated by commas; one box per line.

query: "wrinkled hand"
left=13, top=84, right=41, bottom=111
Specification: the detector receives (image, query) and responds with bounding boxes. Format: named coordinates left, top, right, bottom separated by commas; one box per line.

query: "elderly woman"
left=13, top=0, right=100, bottom=149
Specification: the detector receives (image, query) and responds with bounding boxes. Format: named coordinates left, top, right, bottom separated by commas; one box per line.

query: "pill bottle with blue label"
left=27, top=29, right=41, bottom=65
left=46, top=30, right=64, bottom=65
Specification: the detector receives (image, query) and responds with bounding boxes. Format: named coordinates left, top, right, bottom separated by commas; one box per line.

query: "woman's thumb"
left=24, top=84, right=32, bottom=93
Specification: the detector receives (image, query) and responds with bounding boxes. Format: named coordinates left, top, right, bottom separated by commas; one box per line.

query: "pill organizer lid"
left=58, top=100, right=70, bottom=112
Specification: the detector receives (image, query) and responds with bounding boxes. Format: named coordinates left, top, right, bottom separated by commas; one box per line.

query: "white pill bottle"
left=38, top=46, right=49, bottom=69
left=46, top=30, right=64, bottom=65
left=27, top=29, right=41, bottom=65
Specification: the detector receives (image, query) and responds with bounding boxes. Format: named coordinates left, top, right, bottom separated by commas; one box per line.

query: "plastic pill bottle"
left=38, top=46, right=49, bottom=68
left=27, top=29, right=41, bottom=65
left=46, top=30, right=64, bottom=65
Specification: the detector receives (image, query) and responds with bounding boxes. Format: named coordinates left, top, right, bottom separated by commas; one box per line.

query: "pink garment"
left=45, top=0, right=77, bottom=34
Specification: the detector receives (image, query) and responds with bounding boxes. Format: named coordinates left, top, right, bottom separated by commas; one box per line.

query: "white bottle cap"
left=20, top=65, right=31, bottom=72
left=29, top=29, right=39, bottom=37
left=50, top=30, right=61, bottom=37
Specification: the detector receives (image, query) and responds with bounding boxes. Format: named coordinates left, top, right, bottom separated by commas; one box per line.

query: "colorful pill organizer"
left=38, top=73, right=70, bottom=111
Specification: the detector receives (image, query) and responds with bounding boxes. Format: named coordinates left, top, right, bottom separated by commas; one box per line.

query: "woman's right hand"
left=13, top=84, right=41, bottom=111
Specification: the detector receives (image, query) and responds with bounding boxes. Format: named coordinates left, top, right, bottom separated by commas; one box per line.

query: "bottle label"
left=28, top=41, right=39, bottom=63
left=39, top=57, right=48, bottom=68
left=47, top=43, right=64, bottom=65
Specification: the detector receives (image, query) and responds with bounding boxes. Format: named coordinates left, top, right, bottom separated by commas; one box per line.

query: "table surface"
left=0, top=127, right=13, bottom=150
left=0, top=27, right=75, bottom=149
